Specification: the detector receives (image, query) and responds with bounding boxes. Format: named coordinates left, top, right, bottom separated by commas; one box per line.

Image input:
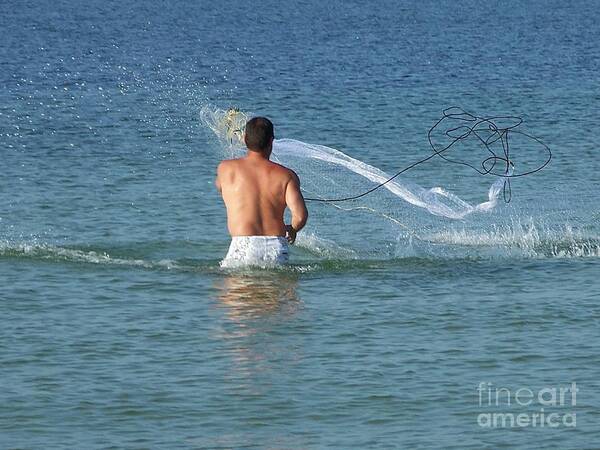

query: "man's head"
left=244, top=117, right=274, bottom=155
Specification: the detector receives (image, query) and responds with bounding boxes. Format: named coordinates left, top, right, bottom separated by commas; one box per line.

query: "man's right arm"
left=284, top=171, right=308, bottom=243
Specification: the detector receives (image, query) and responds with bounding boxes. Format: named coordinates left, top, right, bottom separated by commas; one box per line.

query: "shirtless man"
left=215, top=117, right=308, bottom=267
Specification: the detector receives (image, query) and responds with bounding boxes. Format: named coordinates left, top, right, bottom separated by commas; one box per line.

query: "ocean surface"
left=1, top=0, right=599, bottom=448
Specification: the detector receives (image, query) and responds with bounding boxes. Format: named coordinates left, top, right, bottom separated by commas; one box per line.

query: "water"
left=1, top=0, right=599, bottom=448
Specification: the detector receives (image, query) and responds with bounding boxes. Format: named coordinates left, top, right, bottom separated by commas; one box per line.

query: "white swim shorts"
left=220, top=236, right=289, bottom=268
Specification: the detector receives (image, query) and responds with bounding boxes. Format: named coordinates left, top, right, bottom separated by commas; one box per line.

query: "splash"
left=410, top=219, right=600, bottom=259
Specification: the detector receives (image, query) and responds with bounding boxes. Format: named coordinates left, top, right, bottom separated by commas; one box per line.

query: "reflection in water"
left=215, top=271, right=301, bottom=323
left=212, top=271, right=303, bottom=390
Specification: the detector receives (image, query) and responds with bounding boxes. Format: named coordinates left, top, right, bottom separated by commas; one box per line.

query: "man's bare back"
left=215, top=116, right=307, bottom=247
left=216, top=153, right=306, bottom=238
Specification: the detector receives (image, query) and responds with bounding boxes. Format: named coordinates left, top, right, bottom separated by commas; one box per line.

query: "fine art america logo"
left=477, top=382, right=578, bottom=428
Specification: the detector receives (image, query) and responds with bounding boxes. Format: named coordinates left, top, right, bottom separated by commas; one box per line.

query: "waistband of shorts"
left=230, top=235, right=287, bottom=242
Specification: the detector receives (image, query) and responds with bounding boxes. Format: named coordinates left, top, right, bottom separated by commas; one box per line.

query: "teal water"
left=1, top=1, right=599, bottom=448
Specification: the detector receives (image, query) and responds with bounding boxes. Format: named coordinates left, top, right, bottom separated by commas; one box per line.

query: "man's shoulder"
left=268, top=161, right=297, bottom=179
left=218, top=158, right=242, bottom=171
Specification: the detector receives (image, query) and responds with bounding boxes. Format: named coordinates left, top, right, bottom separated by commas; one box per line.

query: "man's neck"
left=246, top=150, right=270, bottom=161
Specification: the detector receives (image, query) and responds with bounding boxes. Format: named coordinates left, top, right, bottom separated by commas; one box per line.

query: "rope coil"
left=306, top=107, right=551, bottom=203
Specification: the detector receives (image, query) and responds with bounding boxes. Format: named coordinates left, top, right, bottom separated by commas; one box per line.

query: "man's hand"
left=285, top=224, right=297, bottom=244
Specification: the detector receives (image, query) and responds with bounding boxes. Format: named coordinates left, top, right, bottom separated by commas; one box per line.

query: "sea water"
left=1, top=0, right=599, bottom=448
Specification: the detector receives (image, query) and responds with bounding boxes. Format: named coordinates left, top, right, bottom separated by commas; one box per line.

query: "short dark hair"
left=244, top=117, right=274, bottom=151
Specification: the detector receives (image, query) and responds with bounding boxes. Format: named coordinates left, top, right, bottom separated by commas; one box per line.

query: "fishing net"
left=200, top=106, right=549, bottom=258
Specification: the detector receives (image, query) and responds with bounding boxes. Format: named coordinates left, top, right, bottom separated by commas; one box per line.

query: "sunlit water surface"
left=1, top=1, right=599, bottom=448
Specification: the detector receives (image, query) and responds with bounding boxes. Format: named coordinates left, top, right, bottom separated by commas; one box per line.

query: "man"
left=216, top=117, right=308, bottom=268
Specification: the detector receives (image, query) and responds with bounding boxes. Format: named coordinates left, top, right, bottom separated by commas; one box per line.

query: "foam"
left=0, top=240, right=180, bottom=269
